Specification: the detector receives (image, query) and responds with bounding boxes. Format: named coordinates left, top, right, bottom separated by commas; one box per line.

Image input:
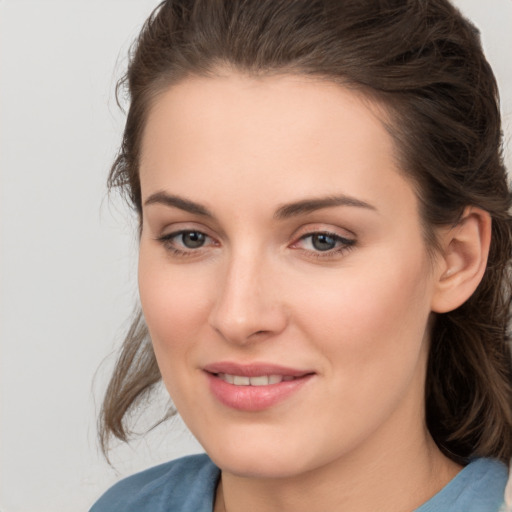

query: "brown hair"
left=100, top=0, right=512, bottom=464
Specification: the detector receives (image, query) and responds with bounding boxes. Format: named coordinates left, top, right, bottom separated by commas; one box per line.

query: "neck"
left=214, top=418, right=461, bottom=512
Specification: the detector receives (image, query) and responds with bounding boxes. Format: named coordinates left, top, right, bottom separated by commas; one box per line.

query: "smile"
left=216, top=373, right=297, bottom=386
left=203, top=362, right=315, bottom=411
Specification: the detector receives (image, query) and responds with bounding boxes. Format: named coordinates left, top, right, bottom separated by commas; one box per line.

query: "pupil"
left=312, top=234, right=336, bottom=251
left=182, top=232, right=205, bottom=248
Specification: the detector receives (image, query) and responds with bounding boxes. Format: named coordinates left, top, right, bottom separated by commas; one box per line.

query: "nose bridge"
left=208, top=244, right=286, bottom=344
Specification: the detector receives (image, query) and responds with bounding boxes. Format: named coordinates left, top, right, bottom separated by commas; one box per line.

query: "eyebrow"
left=274, top=195, right=376, bottom=219
left=144, top=191, right=376, bottom=219
left=144, top=191, right=214, bottom=217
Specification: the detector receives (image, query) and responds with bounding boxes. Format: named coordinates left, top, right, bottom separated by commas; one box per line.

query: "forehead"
left=139, top=73, right=415, bottom=218
left=141, top=73, right=393, bottom=166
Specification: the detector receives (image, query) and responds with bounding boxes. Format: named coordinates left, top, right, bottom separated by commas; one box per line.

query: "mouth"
left=214, top=373, right=299, bottom=386
left=203, top=362, right=315, bottom=411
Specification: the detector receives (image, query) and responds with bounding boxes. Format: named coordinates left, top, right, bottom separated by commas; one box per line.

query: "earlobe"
left=431, top=207, right=492, bottom=313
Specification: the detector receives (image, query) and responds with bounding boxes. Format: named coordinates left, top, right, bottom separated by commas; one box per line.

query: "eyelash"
left=156, top=230, right=356, bottom=260
left=293, top=231, right=356, bottom=260
left=157, top=230, right=216, bottom=258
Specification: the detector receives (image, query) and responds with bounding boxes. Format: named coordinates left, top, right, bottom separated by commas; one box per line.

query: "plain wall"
left=0, top=1, right=511, bottom=511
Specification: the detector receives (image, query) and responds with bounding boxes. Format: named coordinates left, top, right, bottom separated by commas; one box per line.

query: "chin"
left=211, top=452, right=307, bottom=479
left=199, top=430, right=322, bottom=479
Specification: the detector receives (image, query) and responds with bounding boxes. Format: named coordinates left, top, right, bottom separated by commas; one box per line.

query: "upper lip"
left=203, top=361, right=314, bottom=377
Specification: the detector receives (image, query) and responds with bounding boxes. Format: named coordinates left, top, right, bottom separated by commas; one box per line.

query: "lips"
left=203, top=362, right=314, bottom=411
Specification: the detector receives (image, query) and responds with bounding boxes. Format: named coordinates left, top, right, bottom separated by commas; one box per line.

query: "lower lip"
left=205, top=372, right=313, bottom=412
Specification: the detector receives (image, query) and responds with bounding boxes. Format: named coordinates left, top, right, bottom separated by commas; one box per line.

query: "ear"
left=431, top=207, right=492, bottom=313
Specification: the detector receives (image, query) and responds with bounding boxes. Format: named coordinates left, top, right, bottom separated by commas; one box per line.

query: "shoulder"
left=416, top=458, right=509, bottom=512
left=89, top=453, right=220, bottom=512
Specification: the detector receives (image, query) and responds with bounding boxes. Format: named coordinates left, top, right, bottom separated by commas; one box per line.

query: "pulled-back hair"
left=100, top=0, right=512, bottom=464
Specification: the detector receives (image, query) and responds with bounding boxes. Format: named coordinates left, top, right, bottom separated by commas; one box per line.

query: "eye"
left=157, top=229, right=216, bottom=256
left=178, top=231, right=207, bottom=249
left=292, top=231, right=355, bottom=258
left=307, top=233, right=340, bottom=251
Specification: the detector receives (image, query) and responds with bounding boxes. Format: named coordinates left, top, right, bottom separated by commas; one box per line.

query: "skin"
left=137, top=73, right=480, bottom=512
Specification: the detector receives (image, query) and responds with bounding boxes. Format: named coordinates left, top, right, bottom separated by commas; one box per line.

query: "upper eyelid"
left=158, top=223, right=217, bottom=239
left=159, top=228, right=355, bottom=241
left=292, top=224, right=356, bottom=241
left=298, top=231, right=354, bottom=241
left=159, top=229, right=215, bottom=243
left=150, top=212, right=355, bottom=235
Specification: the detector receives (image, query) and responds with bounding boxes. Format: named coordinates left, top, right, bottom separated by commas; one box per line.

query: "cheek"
left=284, top=248, right=433, bottom=444
left=138, top=245, right=212, bottom=359
left=292, top=246, right=432, bottom=369
left=138, top=250, right=217, bottom=415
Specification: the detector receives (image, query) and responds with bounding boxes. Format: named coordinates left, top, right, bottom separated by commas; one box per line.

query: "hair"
left=99, top=0, right=512, bottom=464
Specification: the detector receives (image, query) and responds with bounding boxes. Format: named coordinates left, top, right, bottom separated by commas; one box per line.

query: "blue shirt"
left=90, top=454, right=508, bottom=512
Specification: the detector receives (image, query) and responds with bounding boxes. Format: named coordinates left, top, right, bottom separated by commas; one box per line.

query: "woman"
left=91, top=0, right=512, bottom=510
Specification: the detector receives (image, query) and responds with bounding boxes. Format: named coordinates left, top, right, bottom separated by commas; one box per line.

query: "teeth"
left=217, top=374, right=294, bottom=386
left=233, top=375, right=250, bottom=385
left=250, top=375, right=270, bottom=386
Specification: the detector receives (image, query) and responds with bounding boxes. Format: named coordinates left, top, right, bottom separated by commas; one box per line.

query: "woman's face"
left=138, top=73, right=442, bottom=478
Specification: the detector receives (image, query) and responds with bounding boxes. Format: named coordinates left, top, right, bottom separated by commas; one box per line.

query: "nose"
left=208, top=250, right=288, bottom=345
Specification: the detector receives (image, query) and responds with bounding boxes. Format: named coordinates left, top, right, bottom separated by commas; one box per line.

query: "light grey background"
left=1, top=1, right=511, bottom=511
